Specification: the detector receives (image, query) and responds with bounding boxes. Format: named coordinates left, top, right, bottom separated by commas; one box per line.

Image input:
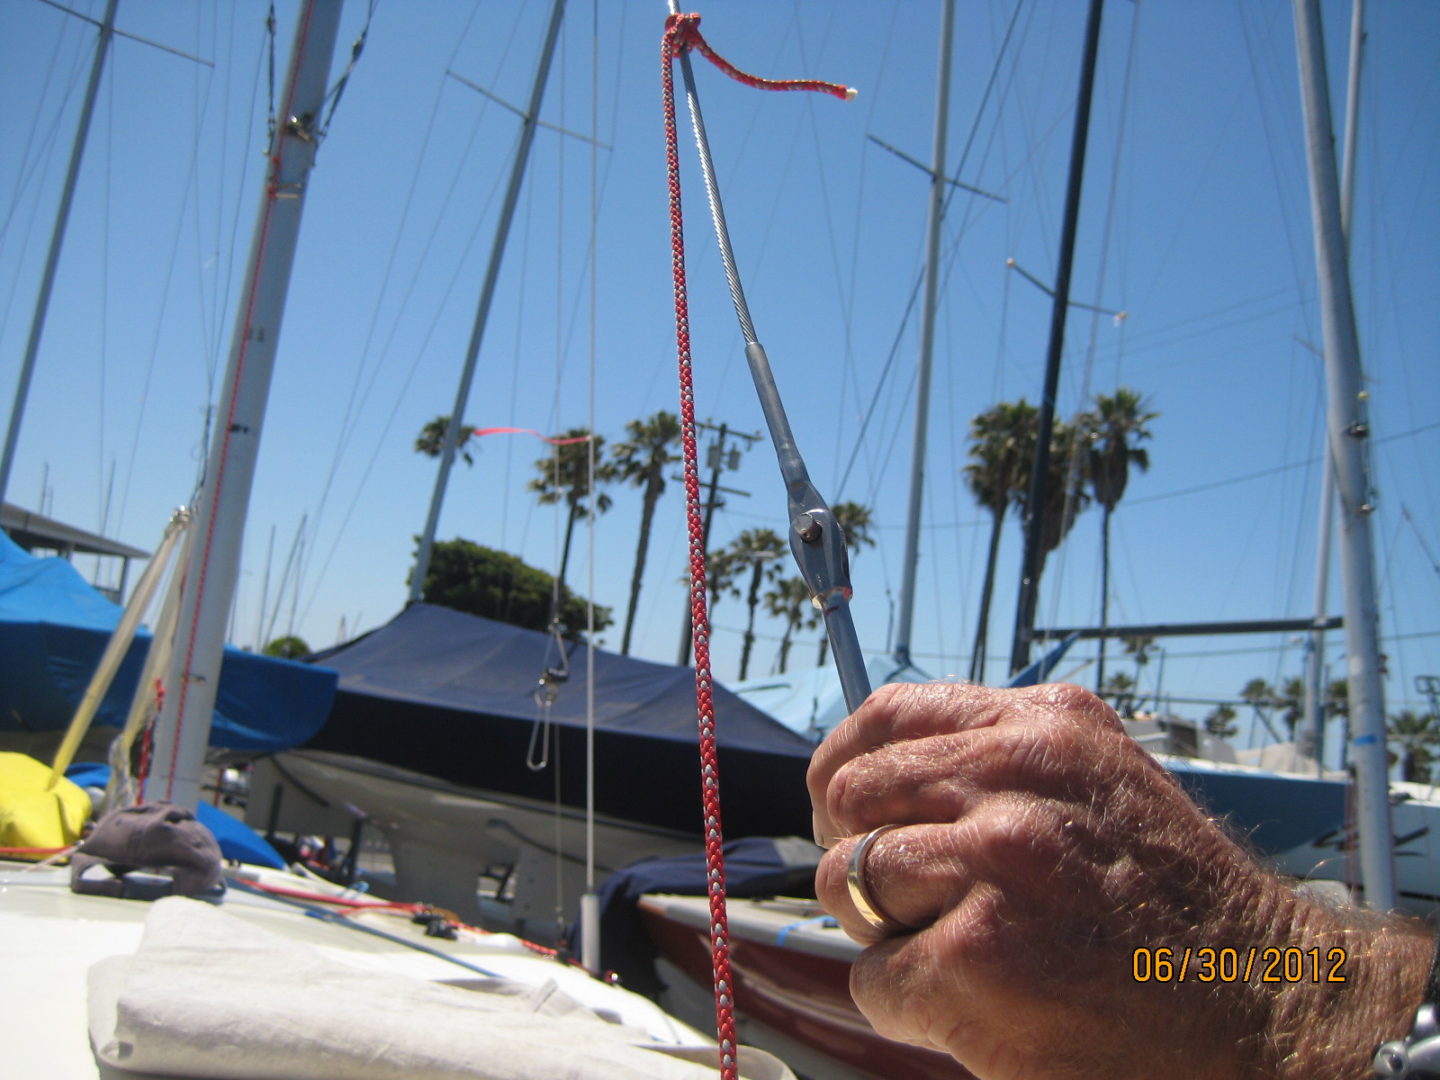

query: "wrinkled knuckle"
left=969, top=799, right=1065, bottom=875
left=850, top=942, right=940, bottom=1042
left=857, top=681, right=909, bottom=729
left=869, top=680, right=910, bottom=709
left=813, top=846, right=849, bottom=908
left=1006, top=725, right=1072, bottom=781
left=826, top=759, right=865, bottom=832
left=945, top=884, right=1016, bottom=974
left=1040, top=681, right=1121, bottom=729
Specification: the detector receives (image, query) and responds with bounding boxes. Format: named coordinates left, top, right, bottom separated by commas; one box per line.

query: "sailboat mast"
left=0, top=0, right=119, bottom=508
left=892, top=0, right=954, bottom=671
left=1007, top=0, right=1104, bottom=677
left=146, top=0, right=345, bottom=808
left=1291, top=0, right=1395, bottom=910
left=408, top=0, right=568, bottom=605
left=1301, top=0, right=1364, bottom=767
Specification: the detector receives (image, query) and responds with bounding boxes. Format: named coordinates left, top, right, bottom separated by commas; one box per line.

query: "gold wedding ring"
left=846, top=823, right=908, bottom=936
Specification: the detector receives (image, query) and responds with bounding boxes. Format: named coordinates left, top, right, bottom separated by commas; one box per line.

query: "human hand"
left=808, top=681, right=1430, bottom=1079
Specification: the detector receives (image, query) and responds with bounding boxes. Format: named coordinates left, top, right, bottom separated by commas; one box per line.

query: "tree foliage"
left=609, top=411, right=682, bottom=655
left=1204, top=703, right=1239, bottom=740
left=263, top=635, right=311, bottom=659
left=727, top=528, right=786, bottom=681
left=1389, top=710, right=1440, bottom=784
left=763, top=574, right=813, bottom=675
left=1102, top=671, right=1137, bottom=717
left=830, top=501, right=877, bottom=555
left=409, top=537, right=611, bottom=639
left=964, top=400, right=1039, bottom=681
left=528, top=429, right=612, bottom=603
left=414, top=415, right=475, bottom=466
left=1080, top=388, right=1157, bottom=513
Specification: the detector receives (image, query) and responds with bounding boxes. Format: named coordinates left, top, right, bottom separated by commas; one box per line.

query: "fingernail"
left=813, top=812, right=833, bottom=850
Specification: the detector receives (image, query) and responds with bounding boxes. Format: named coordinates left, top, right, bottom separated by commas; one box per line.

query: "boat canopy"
left=305, top=603, right=817, bottom=839
left=312, top=603, right=814, bottom=753
left=0, top=529, right=336, bottom=753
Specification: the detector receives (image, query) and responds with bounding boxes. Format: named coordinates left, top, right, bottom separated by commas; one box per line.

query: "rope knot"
left=664, top=10, right=856, bottom=101
left=664, top=13, right=701, bottom=57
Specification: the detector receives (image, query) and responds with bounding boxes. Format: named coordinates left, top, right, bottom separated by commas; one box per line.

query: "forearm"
left=1265, top=905, right=1433, bottom=1079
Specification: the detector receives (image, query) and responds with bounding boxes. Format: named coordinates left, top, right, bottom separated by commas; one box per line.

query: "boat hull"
left=639, top=894, right=972, bottom=1080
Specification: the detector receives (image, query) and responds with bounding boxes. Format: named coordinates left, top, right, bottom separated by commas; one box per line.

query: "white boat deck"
left=0, top=859, right=791, bottom=1080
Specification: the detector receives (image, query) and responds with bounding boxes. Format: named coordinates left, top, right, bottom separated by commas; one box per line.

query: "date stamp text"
left=1132, top=946, right=1347, bottom=984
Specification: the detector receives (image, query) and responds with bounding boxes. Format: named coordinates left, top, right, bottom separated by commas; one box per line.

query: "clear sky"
left=2, top=0, right=1436, bottom=765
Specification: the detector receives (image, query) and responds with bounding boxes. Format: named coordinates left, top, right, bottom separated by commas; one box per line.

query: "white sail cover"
left=88, top=897, right=793, bottom=1080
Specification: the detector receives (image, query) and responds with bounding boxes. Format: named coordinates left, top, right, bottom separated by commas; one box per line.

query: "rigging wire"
left=297, top=5, right=626, bottom=631
left=293, top=0, right=520, bottom=620
left=1233, top=1, right=1317, bottom=334
left=1125, top=420, right=1440, bottom=506
left=836, top=0, right=1027, bottom=501
left=0, top=10, right=81, bottom=258
left=541, top=11, right=572, bottom=932
left=116, top=1, right=236, bottom=538
left=583, top=0, right=600, bottom=951
left=96, top=40, right=113, bottom=544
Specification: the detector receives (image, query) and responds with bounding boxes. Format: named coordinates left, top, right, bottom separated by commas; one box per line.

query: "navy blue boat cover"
left=0, top=529, right=336, bottom=752
left=306, top=603, right=817, bottom=839
left=314, top=603, right=813, bottom=751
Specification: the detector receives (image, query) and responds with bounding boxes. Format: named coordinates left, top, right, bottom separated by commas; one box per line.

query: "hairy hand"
left=808, top=682, right=1429, bottom=1079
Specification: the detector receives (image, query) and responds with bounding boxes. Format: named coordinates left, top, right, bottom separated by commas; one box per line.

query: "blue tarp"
left=573, top=836, right=822, bottom=998
left=730, top=634, right=1080, bottom=742
left=0, top=529, right=336, bottom=753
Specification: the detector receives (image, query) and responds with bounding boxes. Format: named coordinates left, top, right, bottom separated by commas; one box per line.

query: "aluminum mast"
left=408, top=0, right=567, bottom=604
left=147, top=0, right=345, bottom=807
left=1292, top=0, right=1395, bottom=910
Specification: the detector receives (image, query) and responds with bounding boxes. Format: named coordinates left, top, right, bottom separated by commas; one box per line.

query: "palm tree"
left=963, top=401, right=1038, bottom=683
left=1016, top=417, right=1091, bottom=588
left=1388, top=710, right=1440, bottom=784
left=813, top=500, right=877, bottom=666
left=702, top=545, right=740, bottom=623
left=764, top=575, right=812, bottom=674
left=1274, top=676, right=1307, bottom=737
left=1121, top=634, right=1156, bottom=709
left=414, top=414, right=476, bottom=466
left=727, top=528, right=785, bottom=681
left=528, top=429, right=611, bottom=615
left=1080, top=388, right=1157, bottom=691
left=609, top=412, right=682, bottom=655
left=1204, top=703, right=1239, bottom=741
left=1102, top=671, right=1137, bottom=717
left=1239, top=678, right=1284, bottom=744
left=678, top=545, right=744, bottom=662
left=831, top=501, right=877, bottom=553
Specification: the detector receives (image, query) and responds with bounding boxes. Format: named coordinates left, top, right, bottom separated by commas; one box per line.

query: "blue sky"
left=2, top=0, right=1437, bottom=763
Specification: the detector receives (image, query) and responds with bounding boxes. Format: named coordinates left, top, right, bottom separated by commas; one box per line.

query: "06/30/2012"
left=1132, top=945, right=1347, bottom=984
